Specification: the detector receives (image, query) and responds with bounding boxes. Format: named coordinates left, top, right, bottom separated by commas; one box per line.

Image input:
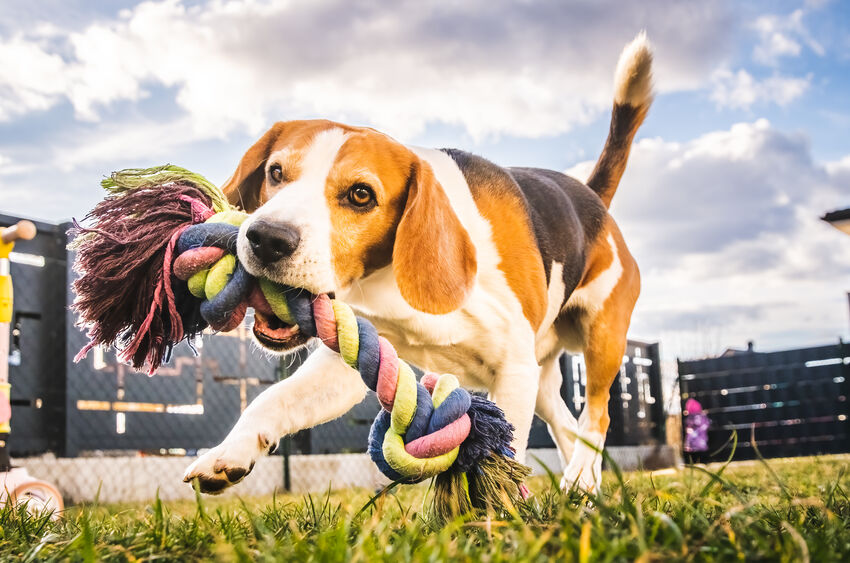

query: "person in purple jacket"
left=684, top=398, right=710, bottom=452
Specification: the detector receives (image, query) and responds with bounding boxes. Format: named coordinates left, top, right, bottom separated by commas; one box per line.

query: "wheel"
left=10, top=480, right=64, bottom=517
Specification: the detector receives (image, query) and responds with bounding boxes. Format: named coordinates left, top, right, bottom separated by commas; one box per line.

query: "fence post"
left=58, top=223, right=72, bottom=458
left=648, top=343, right=666, bottom=443
left=276, top=356, right=291, bottom=492
left=607, top=366, right=626, bottom=446
left=841, top=338, right=850, bottom=454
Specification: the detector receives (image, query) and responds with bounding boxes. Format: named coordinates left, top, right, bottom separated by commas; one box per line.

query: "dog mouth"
left=252, top=311, right=310, bottom=352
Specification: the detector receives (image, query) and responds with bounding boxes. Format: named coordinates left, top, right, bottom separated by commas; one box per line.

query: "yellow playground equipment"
left=1, top=220, right=63, bottom=516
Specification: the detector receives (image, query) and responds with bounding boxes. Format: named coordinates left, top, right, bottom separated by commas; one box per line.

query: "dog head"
left=222, top=120, right=477, bottom=352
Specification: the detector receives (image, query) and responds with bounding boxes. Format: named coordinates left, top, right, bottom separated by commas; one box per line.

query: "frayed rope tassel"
left=70, top=164, right=532, bottom=520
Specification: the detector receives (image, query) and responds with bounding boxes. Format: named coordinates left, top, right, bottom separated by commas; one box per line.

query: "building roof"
left=721, top=341, right=756, bottom=357
left=822, top=207, right=850, bottom=235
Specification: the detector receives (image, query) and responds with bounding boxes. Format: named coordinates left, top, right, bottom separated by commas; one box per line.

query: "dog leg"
left=562, top=332, right=623, bottom=494
left=487, top=360, right=540, bottom=464
left=183, top=345, right=368, bottom=493
left=534, top=355, right=579, bottom=471
left=562, top=302, right=637, bottom=493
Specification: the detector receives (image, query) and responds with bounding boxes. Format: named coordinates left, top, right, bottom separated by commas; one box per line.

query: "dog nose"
left=245, top=221, right=301, bottom=265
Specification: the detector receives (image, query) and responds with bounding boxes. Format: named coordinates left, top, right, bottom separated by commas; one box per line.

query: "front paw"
left=183, top=431, right=275, bottom=494
left=560, top=464, right=602, bottom=494
left=561, top=445, right=603, bottom=494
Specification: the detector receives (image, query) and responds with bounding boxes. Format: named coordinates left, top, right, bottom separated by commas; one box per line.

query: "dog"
left=184, top=33, right=652, bottom=494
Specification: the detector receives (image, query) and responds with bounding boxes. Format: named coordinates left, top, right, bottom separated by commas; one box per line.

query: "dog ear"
left=221, top=123, right=285, bottom=211
left=392, top=160, right=477, bottom=314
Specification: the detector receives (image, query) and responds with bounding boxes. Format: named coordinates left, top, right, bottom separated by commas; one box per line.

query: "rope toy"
left=71, top=165, right=531, bottom=520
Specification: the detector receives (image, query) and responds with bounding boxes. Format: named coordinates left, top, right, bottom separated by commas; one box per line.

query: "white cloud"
left=0, top=0, right=733, bottom=142
left=51, top=115, right=201, bottom=172
left=0, top=152, right=34, bottom=176
left=568, top=120, right=850, bottom=359
left=0, top=34, right=69, bottom=120
left=710, top=68, right=810, bottom=109
left=752, top=8, right=825, bottom=66
left=824, top=154, right=850, bottom=180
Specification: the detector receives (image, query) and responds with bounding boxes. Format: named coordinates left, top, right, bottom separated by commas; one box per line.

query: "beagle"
left=184, top=33, right=653, bottom=494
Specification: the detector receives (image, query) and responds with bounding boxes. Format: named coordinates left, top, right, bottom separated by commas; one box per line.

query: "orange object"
left=0, top=220, right=36, bottom=245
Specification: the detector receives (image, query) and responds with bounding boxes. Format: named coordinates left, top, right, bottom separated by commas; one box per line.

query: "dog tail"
left=586, top=32, right=654, bottom=209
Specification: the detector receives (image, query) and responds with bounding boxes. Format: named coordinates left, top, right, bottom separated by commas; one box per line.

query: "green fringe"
left=467, top=454, right=531, bottom=512
left=101, top=165, right=231, bottom=213
left=431, top=455, right=532, bottom=523
left=433, top=472, right=475, bottom=524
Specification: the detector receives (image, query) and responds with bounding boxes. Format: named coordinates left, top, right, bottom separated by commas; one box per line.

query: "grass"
left=1, top=453, right=849, bottom=561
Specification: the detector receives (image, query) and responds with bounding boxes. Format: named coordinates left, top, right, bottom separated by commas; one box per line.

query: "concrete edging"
left=16, top=445, right=678, bottom=504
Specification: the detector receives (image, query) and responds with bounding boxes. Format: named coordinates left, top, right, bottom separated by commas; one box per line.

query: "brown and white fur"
left=184, top=34, right=653, bottom=494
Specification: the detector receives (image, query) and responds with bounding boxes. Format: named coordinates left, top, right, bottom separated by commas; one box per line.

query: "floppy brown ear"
left=392, top=160, right=477, bottom=314
left=221, top=123, right=285, bottom=211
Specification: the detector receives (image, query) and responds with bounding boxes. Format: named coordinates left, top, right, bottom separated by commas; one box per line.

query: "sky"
left=0, top=0, right=848, bottom=361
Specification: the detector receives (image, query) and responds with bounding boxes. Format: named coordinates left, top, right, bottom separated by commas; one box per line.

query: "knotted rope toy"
left=71, top=165, right=531, bottom=520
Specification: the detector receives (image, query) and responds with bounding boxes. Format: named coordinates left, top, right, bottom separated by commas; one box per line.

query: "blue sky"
left=1, top=0, right=848, bottom=360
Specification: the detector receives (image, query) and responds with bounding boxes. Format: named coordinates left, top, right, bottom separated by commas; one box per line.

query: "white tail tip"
left=613, top=31, right=654, bottom=107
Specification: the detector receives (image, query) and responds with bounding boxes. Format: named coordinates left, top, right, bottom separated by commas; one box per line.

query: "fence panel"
left=679, top=343, right=850, bottom=462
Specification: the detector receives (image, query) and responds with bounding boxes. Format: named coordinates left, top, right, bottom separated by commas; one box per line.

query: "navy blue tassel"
left=454, top=394, right=517, bottom=473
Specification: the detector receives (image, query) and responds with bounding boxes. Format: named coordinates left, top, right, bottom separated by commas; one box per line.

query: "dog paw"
left=560, top=466, right=602, bottom=495
left=183, top=431, right=275, bottom=494
left=560, top=447, right=603, bottom=494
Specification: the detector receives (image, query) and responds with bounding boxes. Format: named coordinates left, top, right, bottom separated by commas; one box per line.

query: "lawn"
left=2, top=453, right=849, bottom=561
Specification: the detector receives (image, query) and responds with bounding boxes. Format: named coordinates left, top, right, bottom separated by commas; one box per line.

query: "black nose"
left=245, top=221, right=301, bottom=265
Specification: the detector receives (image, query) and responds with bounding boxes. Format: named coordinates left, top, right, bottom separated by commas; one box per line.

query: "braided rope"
left=170, top=209, right=476, bottom=483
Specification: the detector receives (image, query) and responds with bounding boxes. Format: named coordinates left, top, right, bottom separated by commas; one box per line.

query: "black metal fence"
left=678, top=343, right=850, bottom=463
left=2, top=213, right=666, bottom=502
left=527, top=341, right=665, bottom=448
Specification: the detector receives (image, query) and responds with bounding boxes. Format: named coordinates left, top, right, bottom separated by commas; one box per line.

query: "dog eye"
left=347, top=184, right=375, bottom=207
left=269, top=164, right=284, bottom=184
